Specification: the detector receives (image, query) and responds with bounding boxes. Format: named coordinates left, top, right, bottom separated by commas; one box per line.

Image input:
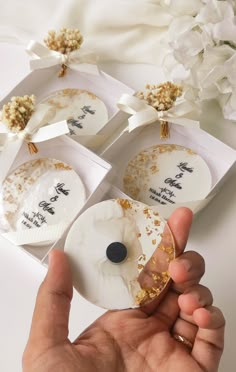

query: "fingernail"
left=179, top=258, right=192, bottom=272
left=188, top=291, right=205, bottom=307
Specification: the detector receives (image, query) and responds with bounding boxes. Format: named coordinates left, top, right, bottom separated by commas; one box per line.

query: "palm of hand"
left=28, top=307, right=201, bottom=372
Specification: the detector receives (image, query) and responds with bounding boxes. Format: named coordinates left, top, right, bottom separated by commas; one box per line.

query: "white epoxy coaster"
left=40, top=89, right=109, bottom=136
left=65, top=199, right=175, bottom=310
left=0, top=158, right=86, bottom=245
left=123, top=144, right=212, bottom=207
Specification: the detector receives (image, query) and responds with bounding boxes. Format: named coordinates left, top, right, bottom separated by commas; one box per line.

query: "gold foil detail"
left=117, top=199, right=132, bottom=210
left=54, top=162, right=72, bottom=171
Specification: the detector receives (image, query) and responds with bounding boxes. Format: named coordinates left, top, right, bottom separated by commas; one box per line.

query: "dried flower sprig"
left=2, top=95, right=38, bottom=154
left=2, top=95, right=35, bottom=133
left=44, top=28, right=83, bottom=77
left=136, top=82, right=183, bottom=138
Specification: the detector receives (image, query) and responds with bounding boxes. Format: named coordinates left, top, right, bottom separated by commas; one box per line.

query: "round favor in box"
left=40, top=88, right=109, bottom=136
left=123, top=144, right=212, bottom=209
left=0, top=158, right=86, bottom=245
left=65, top=199, right=175, bottom=310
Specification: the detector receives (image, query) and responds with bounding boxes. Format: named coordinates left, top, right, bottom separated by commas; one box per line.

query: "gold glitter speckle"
left=138, top=254, right=146, bottom=261
left=117, top=198, right=133, bottom=210
left=54, top=163, right=72, bottom=171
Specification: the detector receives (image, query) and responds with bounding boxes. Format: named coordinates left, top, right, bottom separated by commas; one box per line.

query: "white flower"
left=218, top=54, right=236, bottom=120
left=197, top=45, right=234, bottom=96
left=196, top=0, right=236, bottom=45
left=162, top=0, right=236, bottom=121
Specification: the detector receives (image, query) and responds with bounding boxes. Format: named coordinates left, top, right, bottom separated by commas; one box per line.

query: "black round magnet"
left=106, top=242, right=128, bottom=264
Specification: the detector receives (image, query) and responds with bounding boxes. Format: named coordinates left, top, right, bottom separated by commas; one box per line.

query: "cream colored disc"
left=65, top=199, right=175, bottom=310
left=123, top=144, right=212, bottom=207
left=40, top=88, right=108, bottom=136
left=0, top=158, right=86, bottom=245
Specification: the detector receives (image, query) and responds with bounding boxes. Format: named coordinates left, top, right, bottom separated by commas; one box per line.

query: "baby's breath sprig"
left=136, top=82, right=183, bottom=139
left=2, top=95, right=38, bottom=154
left=2, top=95, right=35, bottom=133
left=44, top=28, right=83, bottom=77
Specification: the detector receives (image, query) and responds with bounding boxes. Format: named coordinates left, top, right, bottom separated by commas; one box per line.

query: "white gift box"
left=0, top=135, right=112, bottom=262
left=101, top=121, right=236, bottom=218
left=0, top=66, right=134, bottom=152
left=0, top=65, right=135, bottom=265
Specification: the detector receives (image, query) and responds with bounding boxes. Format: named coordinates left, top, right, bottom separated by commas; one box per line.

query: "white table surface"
left=0, top=43, right=236, bottom=372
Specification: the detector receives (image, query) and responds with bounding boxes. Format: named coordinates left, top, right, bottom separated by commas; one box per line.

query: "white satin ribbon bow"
left=0, top=104, right=69, bottom=185
left=26, top=40, right=100, bottom=75
left=117, top=94, right=200, bottom=132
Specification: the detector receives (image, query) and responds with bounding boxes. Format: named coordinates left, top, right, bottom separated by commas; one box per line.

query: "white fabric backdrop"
left=0, top=0, right=204, bottom=65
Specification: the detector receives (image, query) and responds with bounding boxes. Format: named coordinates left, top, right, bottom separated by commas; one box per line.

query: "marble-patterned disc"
left=123, top=144, right=212, bottom=207
left=40, top=89, right=108, bottom=136
left=0, top=158, right=86, bottom=244
left=65, top=199, right=175, bottom=310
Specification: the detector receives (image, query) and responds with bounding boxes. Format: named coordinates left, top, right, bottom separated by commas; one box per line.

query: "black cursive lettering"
left=38, top=201, right=55, bottom=215
left=164, top=178, right=182, bottom=189
left=54, top=183, right=70, bottom=196
left=177, top=162, right=193, bottom=173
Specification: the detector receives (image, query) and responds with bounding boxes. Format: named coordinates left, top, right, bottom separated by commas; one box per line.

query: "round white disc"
left=40, top=88, right=108, bottom=136
left=0, top=158, right=86, bottom=245
left=65, top=199, right=175, bottom=310
left=123, top=144, right=212, bottom=207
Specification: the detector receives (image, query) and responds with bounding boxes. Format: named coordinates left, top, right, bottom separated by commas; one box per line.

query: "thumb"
left=28, top=249, right=73, bottom=346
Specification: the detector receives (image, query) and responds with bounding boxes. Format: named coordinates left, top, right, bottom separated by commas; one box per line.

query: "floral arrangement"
left=44, top=28, right=83, bottom=77
left=136, top=82, right=183, bottom=138
left=2, top=95, right=35, bottom=132
left=1, top=95, right=38, bottom=153
left=162, top=0, right=236, bottom=121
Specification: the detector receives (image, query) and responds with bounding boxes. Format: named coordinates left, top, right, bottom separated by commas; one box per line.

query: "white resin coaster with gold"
left=40, top=89, right=108, bottom=136
left=65, top=199, right=175, bottom=310
left=123, top=144, right=212, bottom=207
left=0, top=158, right=86, bottom=245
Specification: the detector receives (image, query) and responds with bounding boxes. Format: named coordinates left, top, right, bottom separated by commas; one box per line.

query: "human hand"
left=23, top=208, right=225, bottom=372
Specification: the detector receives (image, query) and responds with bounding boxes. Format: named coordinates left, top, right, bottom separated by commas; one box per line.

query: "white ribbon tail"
left=27, top=40, right=52, bottom=57
left=27, top=40, right=63, bottom=70
left=30, top=55, right=63, bottom=70
left=31, top=120, right=69, bottom=142
left=166, top=117, right=200, bottom=128
left=2, top=221, right=69, bottom=246
left=26, top=40, right=100, bottom=75
left=117, top=94, right=148, bottom=115
left=69, top=48, right=99, bottom=75
left=27, top=104, right=56, bottom=133
left=118, top=94, right=200, bottom=132
left=127, top=107, right=160, bottom=132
